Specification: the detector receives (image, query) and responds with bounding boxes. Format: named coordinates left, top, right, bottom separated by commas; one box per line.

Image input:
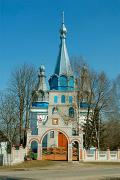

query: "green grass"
left=0, top=160, right=56, bottom=171
left=83, top=161, right=120, bottom=165
left=33, top=153, right=37, bottom=159
left=102, top=178, right=120, bottom=180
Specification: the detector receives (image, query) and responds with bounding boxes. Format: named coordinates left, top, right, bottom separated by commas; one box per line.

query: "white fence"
left=1, top=146, right=120, bottom=165
left=82, top=148, right=120, bottom=162
left=2, top=145, right=26, bottom=166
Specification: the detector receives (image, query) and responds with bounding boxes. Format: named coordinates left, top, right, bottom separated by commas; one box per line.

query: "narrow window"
left=69, top=96, right=73, bottom=103
left=54, top=96, right=58, bottom=103
left=61, top=95, right=65, bottom=103
left=69, top=107, right=74, bottom=118
left=50, top=131, right=54, bottom=138
left=52, top=107, right=58, bottom=114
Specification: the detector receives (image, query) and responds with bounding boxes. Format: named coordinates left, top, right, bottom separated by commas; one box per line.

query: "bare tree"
left=91, top=71, right=111, bottom=149
left=103, top=119, right=120, bottom=150
left=9, top=64, right=37, bottom=145
left=72, top=58, right=111, bottom=149
left=100, top=74, right=120, bottom=150
left=0, top=92, right=19, bottom=149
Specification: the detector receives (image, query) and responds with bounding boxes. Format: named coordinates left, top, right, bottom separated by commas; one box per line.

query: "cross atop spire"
left=60, top=12, right=67, bottom=39
left=54, top=12, right=73, bottom=76
left=62, top=11, right=64, bottom=24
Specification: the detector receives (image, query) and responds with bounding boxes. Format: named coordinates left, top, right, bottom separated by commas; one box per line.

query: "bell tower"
left=49, top=12, right=74, bottom=90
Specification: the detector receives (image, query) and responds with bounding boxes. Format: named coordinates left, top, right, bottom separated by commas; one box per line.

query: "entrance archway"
left=31, top=140, right=38, bottom=159
left=41, top=129, right=68, bottom=160
left=72, top=141, right=79, bottom=161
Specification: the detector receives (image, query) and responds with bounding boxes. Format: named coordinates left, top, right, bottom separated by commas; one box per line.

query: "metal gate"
left=42, top=147, right=68, bottom=160
left=72, top=147, right=79, bottom=161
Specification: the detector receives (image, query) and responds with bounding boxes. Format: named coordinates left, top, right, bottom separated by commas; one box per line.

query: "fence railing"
left=1, top=147, right=120, bottom=165
left=82, top=148, right=120, bottom=161
left=2, top=145, right=26, bottom=166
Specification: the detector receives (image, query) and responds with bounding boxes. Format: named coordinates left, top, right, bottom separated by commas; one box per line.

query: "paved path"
left=0, top=162, right=120, bottom=180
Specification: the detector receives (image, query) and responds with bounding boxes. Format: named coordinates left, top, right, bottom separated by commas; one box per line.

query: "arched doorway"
left=31, top=140, right=38, bottom=160
left=72, top=141, right=79, bottom=161
left=41, top=129, right=68, bottom=160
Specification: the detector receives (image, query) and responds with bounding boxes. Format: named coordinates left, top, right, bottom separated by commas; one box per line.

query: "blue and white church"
left=26, top=13, right=86, bottom=161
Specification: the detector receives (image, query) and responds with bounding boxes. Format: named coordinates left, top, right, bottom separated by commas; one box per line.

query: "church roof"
left=54, top=12, right=73, bottom=76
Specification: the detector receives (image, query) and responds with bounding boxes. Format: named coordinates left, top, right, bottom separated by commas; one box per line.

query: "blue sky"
left=0, top=0, right=120, bottom=90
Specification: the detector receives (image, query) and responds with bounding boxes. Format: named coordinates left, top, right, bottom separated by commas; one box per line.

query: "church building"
left=26, top=13, right=87, bottom=161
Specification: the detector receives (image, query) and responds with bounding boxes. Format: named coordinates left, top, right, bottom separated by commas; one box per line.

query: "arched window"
left=52, top=107, right=58, bottom=114
left=50, top=131, right=54, bottom=138
left=59, top=75, right=67, bottom=87
left=49, top=75, right=58, bottom=90
left=69, top=76, right=74, bottom=88
left=69, top=96, right=73, bottom=104
left=61, top=95, right=66, bottom=103
left=54, top=96, right=58, bottom=103
left=69, top=107, right=74, bottom=118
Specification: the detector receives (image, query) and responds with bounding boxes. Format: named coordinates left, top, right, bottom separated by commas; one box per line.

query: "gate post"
left=107, top=147, right=110, bottom=160
left=68, top=143, right=72, bottom=162
left=37, top=143, right=42, bottom=160
left=79, top=148, right=83, bottom=161
left=117, top=148, right=120, bottom=160
left=95, top=148, right=98, bottom=160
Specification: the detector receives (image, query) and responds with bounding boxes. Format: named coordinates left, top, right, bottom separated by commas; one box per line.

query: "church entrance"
left=72, top=141, right=79, bottom=161
left=31, top=140, right=38, bottom=160
left=42, top=130, right=68, bottom=160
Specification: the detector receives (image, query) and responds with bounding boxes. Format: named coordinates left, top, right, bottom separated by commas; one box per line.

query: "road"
left=0, top=162, right=120, bottom=180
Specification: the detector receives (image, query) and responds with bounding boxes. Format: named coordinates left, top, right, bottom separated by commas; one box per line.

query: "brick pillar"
left=25, top=145, right=30, bottom=155
left=107, top=147, right=110, bottom=160
left=117, top=148, right=120, bottom=160
left=95, top=148, right=98, bottom=160
left=83, top=149, right=86, bottom=160
left=37, top=144, right=42, bottom=160
left=68, top=144, right=72, bottom=162
left=79, top=149, right=83, bottom=161
left=19, top=144, right=23, bottom=160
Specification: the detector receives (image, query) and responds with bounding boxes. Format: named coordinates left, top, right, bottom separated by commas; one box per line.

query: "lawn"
left=0, top=160, right=56, bottom=171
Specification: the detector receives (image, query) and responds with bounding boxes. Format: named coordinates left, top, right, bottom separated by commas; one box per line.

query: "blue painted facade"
left=49, top=75, right=74, bottom=90
left=32, top=102, right=49, bottom=108
left=80, top=102, right=95, bottom=108
left=30, top=113, right=38, bottom=135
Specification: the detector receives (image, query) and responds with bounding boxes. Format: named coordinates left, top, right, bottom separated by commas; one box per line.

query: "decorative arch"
left=40, top=128, right=70, bottom=144
left=70, top=138, right=81, bottom=144
left=29, top=138, right=40, bottom=144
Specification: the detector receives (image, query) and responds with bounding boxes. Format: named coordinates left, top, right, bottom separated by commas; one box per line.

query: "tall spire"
left=37, top=65, right=47, bottom=91
left=32, top=65, right=49, bottom=103
left=54, top=12, right=73, bottom=76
